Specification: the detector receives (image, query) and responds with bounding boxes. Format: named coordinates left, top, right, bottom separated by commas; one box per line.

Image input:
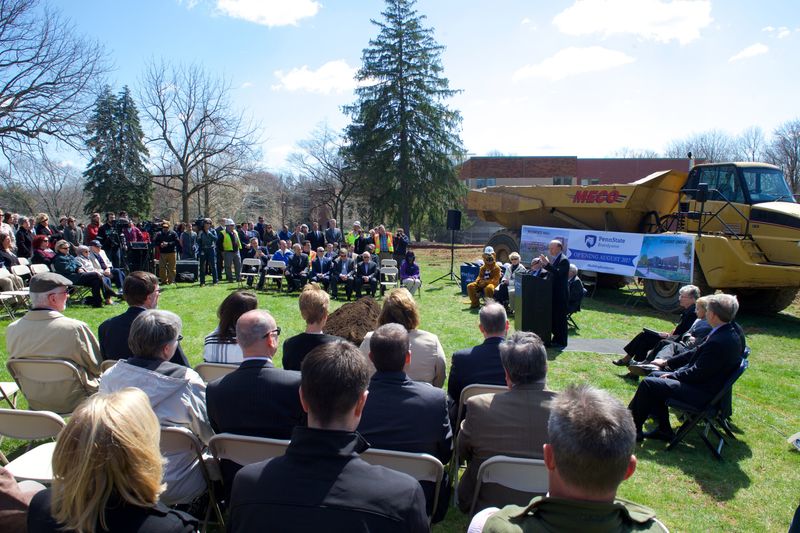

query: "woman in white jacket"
left=99, top=309, right=213, bottom=506
left=494, top=252, right=527, bottom=311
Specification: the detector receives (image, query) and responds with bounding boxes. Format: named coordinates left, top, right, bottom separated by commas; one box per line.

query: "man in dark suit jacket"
left=284, top=243, right=309, bottom=292
left=329, top=248, right=354, bottom=300
left=534, top=239, right=570, bottom=347
left=324, top=218, right=343, bottom=247
left=358, top=324, right=452, bottom=522
left=97, top=271, right=189, bottom=366
left=309, top=247, right=332, bottom=290
left=206, top=310, right=304, bottom=494
left=567, top=264, right=586, bottom=314
left=307, top=222, right=325, bottom=250
left=227, top=340, right=428, bottom=533
left=628, top=294, right=744, bottom=441
left=447, top=301, right=509, bottom=412
left=353, top=251, right=378, bottom=298
left=457, top=331, right=556, bottom=513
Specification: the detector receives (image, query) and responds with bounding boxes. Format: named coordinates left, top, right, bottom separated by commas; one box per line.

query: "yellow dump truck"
left=467, top=162, right=800, bottom=314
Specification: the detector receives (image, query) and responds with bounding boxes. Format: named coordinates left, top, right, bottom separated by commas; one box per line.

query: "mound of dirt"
left=324, top=297, right=381, bottom=345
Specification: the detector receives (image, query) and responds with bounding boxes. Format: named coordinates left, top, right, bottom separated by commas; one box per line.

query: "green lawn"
left=2, top=247, right=799, bottom=532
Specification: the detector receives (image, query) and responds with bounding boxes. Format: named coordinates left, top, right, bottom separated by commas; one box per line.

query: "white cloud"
left=553, top=0, right=712, bottom=45
left=215, top=0, right=320, bottom=27
left=240, top=81, right=254, bottom=89
left=729, top=43, right=768, bottom=63
left=762, top=26, right=775, bottom=33
left=521, top=17, right=531, bottom=25
left=777, top=26, right=791, bottom=39
left=512, top=46, right=635, bottom=82
left=272, top=60, right=357, bottom=94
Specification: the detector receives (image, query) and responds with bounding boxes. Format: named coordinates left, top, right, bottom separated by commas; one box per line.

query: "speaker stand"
left=430, top=229, right=461, bottom=285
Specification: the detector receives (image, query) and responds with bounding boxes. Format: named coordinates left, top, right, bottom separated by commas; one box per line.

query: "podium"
left=515, top=274, right=552, bottom=343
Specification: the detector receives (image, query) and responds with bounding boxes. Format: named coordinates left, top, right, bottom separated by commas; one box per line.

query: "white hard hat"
left=353, top=220, right=361, bottom=227
left=224, top=218, right=235, bottom=226
left=484, top=246, right=495, bottom=255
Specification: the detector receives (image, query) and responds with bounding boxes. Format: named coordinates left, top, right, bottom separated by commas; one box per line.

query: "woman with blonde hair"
left=26, top=388, right=197, bottom=532
left=359, top=287, right=446, bottom=387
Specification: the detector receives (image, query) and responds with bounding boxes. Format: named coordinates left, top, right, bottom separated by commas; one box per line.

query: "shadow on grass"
left=636, top=430, right=753, bottom=501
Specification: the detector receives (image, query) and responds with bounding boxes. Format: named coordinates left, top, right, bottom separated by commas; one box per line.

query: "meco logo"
left=570, top=190, right=626, bottom=204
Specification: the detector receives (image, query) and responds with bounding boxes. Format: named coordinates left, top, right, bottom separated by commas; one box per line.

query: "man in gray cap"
left=6, top=272, right=102, bottom=410
left=219, top=218, right=242, bottom=282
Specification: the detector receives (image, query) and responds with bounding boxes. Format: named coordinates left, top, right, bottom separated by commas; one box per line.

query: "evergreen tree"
left=344, top=0, right=465, bottom=234
left=83, top=86, right=152, bottom=217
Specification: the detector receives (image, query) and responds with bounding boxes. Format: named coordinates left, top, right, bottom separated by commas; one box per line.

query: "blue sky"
left=57, top=0, right=800, bottom=170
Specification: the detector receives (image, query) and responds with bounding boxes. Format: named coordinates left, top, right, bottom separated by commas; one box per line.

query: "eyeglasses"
left=263, top=327, right=281, bottom=339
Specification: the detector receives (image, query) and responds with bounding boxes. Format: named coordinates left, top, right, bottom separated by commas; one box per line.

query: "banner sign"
left=519, top=225, right=695, bottom=283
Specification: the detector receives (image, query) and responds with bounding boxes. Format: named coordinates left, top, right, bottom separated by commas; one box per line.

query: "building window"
left=473, top=177, right=496, bottom=188
left=580, top=178, right=601, bottom=185
left=553, top=176, right=573, bottom=185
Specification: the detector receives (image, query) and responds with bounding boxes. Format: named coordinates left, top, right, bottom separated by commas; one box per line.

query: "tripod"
left=430, top=228, right=461, bottom=284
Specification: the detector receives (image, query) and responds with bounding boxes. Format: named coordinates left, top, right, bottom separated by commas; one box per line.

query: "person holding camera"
left=392, top=227, right=410, bottom=265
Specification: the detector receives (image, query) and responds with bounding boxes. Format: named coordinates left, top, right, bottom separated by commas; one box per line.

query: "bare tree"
left=0, top=153, right=86, bottom=216
left=0, top=0, right=107, bottom=159
left=766, top=119, right=800, bottom=194
left=139, top=61, right=261, bottom=221
left=734, top=126, right=766, bottom=162
left=664, top=129, right=736, bottom=162
left=289, top=123, right=359, bottom=224
left=610, top=147, right=662, bottom=158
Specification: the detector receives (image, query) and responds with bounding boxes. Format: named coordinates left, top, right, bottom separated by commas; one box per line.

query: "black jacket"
left=543, top=253, right=570, bottom=312
left=567, top=276, right=585, bottom=313
left=287, top=253, right=309, bottom=276
left=355, top=260, right=378, bottom=281
left=15, top=227, right=33, bottom=258
left=447, top=336, right=506, bottom=405
left=227, top=427, right=429, bottom=533
left=98, top=306, right=189, bottom=366
left=308, top=230, right=325, bottom=250
left=666, top=322, right=744, bottom=395
left=282, top=332, right=339, bottom=371
left=672, top=304, right=698, bottom=337
left=330, top=257, right=355, bottom=278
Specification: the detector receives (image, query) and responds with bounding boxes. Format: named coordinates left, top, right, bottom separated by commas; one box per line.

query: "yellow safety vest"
left=222, top=231, right=239, bottom=252
left=374, top=233, right=393, bottom=253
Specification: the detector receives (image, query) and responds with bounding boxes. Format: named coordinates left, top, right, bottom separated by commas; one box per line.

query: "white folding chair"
left=0, top=266, right=28, bottom=299
left=379, top=266, right=399, bottom=296
left=361, top=447, right=444, bottom=522
left=29, top=263, right=50, bottom=276
left=10, top=264, right=32, bottom=284
left=194, top=363, right=238, bottom=383
left=380, top=258, right=398, bottom=269
left=0, top=408, right=66, bottom=483
left=263, top=260, right=287, bottom=292
left=469, top=455, right=548, bottom=517
left=240, top=258, right=262, bottom=288
left=6, top=359, right=94, bottom=415
left=0, top=293, right=16, bottom=318
left=17, top=257, right=29, bottom=266
left=0, top=382, right=19, bottom=408
left=160, top=427, right=224, bottom=532
left=208, top=433, right=290, bottom=467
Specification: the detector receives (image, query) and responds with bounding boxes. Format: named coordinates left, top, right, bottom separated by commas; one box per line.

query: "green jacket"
left=483, top=495, right=668, bottom=533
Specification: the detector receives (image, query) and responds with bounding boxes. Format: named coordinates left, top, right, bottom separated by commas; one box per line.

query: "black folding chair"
left=665, top=355, right=749, bottom=460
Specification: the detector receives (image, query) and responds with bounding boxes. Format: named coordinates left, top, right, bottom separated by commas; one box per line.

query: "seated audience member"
left=358, top=323, right=452, bottom=522
left=30, top=234, right=55, bottom=267
left=628, top=293, right=744, bottom=442
left=0, top=231, right=26, bottom=295
left=309, top=246, right=332, bottom=289
left=227, top=340, right=428, bottom=532
left=284, top=242, right=309, bottom=292
left=27, top=388, right=197, bottom=533
left=88, top=240, right=125, bottom=289
left=1, top=465, right=43, bottom=533
left=242, top=237, right=269, bottom=290
left=399, top=251, right=422, bottom=295
left=100, top=310, right=213, bottom=505
left=75, top=245, right=117, bottom=295
left=15, top=217, right=33, bottom=259
left=282, top=284, right=339, bottom=371
left=206, top=309, right=304, bottom=494
left=447, top=301, right=509, bottom=410
left=472, top=385, right=667, bottom=533
left=567, top=263, right=586, bottom=314
left=360, top=287, right=446, bottom=387
left=7, top=273, right=102, bottom=409
left=614, top=284, right=699, bottom=367
left=493, top=252, right=526, bottom=311
left=302, top=240, right=316, bottom=262
left=467, top=246, right=502, bottom=309
left=354, top=250, right=378, bottom=298
left=98, top=271, right=189, bottom=366
left=203, top=290, right=258, bottom=364
left=457, top=331, right=556, bottom=513
left=52, top=239, right=114, bottom=307
left=329, top=247, right=355, bottom=300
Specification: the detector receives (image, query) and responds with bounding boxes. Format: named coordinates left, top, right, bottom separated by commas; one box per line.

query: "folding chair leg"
left=666, top=414, right=703, bottom=451
left=699, top=421, right=726, bottom=460
left=718, top=416, right=737, bottom=440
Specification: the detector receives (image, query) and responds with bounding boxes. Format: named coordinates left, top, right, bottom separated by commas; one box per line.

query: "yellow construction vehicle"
left=467, top=162, right=800, bottom=314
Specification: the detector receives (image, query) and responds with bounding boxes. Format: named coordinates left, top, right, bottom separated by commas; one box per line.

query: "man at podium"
left=530, top=239, right=570, bottom=348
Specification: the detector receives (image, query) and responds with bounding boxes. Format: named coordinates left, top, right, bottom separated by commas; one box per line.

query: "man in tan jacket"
left=457, top=330, right=556, bottom=513
left=7, top=272, right=102, bottom=411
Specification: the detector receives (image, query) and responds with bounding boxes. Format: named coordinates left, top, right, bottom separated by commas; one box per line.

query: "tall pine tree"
left=84, top=86, right=152, bottom=217
left=344, top=0, right=465, bottom=235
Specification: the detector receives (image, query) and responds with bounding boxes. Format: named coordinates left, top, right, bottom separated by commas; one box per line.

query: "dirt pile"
left=324, top=297, right=381, bottom=345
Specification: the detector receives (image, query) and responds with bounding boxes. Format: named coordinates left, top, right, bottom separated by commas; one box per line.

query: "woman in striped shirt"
left=203, top=290, right=258, bottom=364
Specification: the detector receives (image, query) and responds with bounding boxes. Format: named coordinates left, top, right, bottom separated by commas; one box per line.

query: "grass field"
left=2, top=247, right=799, bottom=532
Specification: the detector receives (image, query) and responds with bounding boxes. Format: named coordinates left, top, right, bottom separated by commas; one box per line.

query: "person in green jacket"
left=470, top=384, right=667, bottom=533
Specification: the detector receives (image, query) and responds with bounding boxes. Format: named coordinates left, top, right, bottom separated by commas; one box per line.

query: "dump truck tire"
left=644, top=260, right=711, bottom=313
left=732, top=287, right=799, bottom=315
left=487, top=230, right=520, bottom=264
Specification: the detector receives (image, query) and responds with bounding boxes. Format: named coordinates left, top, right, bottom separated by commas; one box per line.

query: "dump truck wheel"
left=732, top=287, right=799, bottom=315
left=643, top=261, right=711, bottom=313
left=487, top=230, right=520, bottom=264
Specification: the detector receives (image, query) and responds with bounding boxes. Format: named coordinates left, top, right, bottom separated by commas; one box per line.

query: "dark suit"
left=285, top=253, right=309, bottom=291
left=625, top=304, right=697, bottom=361
left=98, top=306, right=189, bottom=366
left=542, top=253, right=569, bottom=346
left=457, top=383, right=556, bottom=513
left=329, top=258, right=355, bottom=299
left=325, top=227, right=343, bottom=246
left=628, top=322, right=743, bottom=433
left=447, top=337, right=506, bottom=410
left=567, top=275, right=586, bottom=314
left=358, top=371, right=453, bottom=521
left=353, top=260, right=378, bottom=297
left=308, top=230, right=325, bottom=250
left=309, top=256, right=332, bottom=289
left=227, top=427, right=428, bottom=533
